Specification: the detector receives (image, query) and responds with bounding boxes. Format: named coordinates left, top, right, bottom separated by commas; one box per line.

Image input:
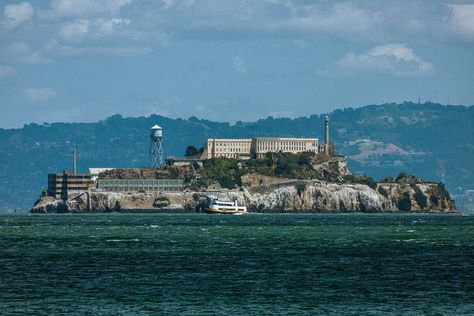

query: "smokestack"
left=73, top=146, right=77, bottom=175
left=324, top=115, right=329, bottom=154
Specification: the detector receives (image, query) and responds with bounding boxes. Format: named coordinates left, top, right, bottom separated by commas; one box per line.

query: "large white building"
left=205, top=137, right=319, bottom=159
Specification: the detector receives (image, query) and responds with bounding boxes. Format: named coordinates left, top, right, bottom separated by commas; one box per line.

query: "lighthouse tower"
left=150, top=125, right=164, bottom=168
left=324, top=115, right=330, bottom=155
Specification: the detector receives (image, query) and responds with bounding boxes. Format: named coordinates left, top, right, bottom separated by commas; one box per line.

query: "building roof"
left=89, top=168, right=115, bottom=175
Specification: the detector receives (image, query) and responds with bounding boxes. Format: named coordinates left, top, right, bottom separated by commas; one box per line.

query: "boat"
left=204, top=199, right=247, bottom=214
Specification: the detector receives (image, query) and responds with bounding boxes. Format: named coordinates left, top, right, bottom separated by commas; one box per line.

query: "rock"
left=30, top=181, right=456, bottom=213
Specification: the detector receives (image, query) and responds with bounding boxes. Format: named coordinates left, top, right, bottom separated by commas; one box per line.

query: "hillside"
left=1, top=102, right=473, bottom=211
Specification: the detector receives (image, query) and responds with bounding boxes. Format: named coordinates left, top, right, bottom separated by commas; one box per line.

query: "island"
left=31, top=118, right=456, bottom=213
left=31, top=151, right=455, bottom=213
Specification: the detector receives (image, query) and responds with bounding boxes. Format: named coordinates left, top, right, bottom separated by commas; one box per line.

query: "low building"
left=97, top=179, right=184, bottom=193
left=165, top=157, right=204, bottom=167
left=89, top=168, right=115, bottom=182
left=48, top=172, right=93, bottom=199
left=205, top=137, right=319, bottom=159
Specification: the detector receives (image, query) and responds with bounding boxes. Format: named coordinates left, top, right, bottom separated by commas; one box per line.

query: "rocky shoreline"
left=31, top=180, right=456, bottom=213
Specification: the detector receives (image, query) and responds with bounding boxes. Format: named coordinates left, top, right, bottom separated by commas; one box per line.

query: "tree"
left=397, top=192, right=412, bottom=212
left=185, top=145, right=199, bottom=157
left=414, top=186, right=427, bottom=209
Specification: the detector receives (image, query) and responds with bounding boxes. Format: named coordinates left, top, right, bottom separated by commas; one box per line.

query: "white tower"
left=150, top=125, right=163, bottom=168
left=324, top=115, right=329, bottom=155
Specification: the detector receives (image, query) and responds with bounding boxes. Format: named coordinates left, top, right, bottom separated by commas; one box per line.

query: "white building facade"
left=205, top=137, right=319, bottom=159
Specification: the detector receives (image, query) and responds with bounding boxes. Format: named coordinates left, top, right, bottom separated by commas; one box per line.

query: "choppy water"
left=0, top=214, right=473, bottom=315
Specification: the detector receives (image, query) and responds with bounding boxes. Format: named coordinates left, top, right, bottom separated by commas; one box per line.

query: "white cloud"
left=23, top=88, right=57, bottom=102
left=449, top=4, right=474, bottom=41
left=39, top=0, right=134, bottom=20
left=59, top=19, right=89, bottom=41
left=0, top=65, right=15, bottom=76
left=284, top=2, right=377, bottom=36
left=1, top=41, right=51, bottom=64
left=59, top=18, right=131, bottom=42
left=233, top=56, right=246, bottom=74
left=322, top=43, right=434, bottom=77
left=3, top=1, right=34, bottom=28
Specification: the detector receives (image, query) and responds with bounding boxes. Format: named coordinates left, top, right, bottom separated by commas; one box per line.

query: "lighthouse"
left=324, top=115, right=329, bottom=155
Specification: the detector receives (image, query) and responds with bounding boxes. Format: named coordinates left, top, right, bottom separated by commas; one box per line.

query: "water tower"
left=150, top=125, right=163, bottom=168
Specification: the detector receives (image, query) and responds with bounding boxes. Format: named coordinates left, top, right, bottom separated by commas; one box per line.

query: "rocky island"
left=31, top=152, right=456, bottom=213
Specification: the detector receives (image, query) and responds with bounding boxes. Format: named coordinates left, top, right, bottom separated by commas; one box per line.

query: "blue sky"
left=0, top=0, right=473, bottom=128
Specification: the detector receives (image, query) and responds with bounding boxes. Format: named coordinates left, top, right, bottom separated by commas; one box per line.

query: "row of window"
left=99, top=179, right=183, bottom=186
left=99, top=186, right=183, bottom=192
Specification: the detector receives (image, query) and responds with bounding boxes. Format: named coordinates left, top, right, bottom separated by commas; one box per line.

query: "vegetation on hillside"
left=191, top=152, right=321, bottom=189
left=343, top=174, right=377, bottom=189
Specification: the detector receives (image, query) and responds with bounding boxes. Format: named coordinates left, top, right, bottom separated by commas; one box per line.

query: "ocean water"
left=0, top=214, right=473, bottom=315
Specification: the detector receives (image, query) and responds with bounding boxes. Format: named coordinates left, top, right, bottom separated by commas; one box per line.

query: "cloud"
left=0, top=65, right=15, bottom=76
left=233, top=56, right=246, bottom=74
left=44, top=40, right=152, bottom=57
left=449, top=4, right=474, bottom=41
left=1, top=41, right=51, bottom=64
left=321, top=43, right=434, bottom=77
left=59, top=18, right=131, bottom=42
left=3, top=1, right=34, bottom=28
left=23, top=88, right=57, bottom=102
left=284, top=2, right=377, bottom=36
left=39, top=0, right=134, bottom=20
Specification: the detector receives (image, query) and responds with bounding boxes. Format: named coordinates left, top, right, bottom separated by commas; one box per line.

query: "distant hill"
left=1, top=102, right=473, bottom=211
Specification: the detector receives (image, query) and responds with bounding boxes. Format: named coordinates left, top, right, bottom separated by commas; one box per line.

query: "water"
left=0, top=214, right=473, bottom=315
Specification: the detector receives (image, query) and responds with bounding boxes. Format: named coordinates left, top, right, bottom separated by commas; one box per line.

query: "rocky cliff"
left=30, top=180, right=456, bottom=213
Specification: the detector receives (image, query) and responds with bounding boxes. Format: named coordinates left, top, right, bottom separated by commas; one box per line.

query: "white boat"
left=204, top=199, right=247, bottom=214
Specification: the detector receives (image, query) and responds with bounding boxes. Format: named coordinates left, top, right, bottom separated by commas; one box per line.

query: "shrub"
left=413, top=186, right=427, bottom=209
left=344, top=175, right=377, bottom=190
left=202, top=157, right=242, bottom=189
left=397, top=192, right=412, bottom=212
left=185, top=145, right=199, bottom=157
left=396, top=172, right=408, bottom=180
left=378, top=186, right=389, bottom=198
left=430, top=183, right=451, bottom=205
left=296, top=183, right=306, bottom=197
left=153, top=196, right=170, bottom=208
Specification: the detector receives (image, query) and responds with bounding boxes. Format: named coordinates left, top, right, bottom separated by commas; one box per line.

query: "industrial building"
left=48, top=172, right=93, bottom=199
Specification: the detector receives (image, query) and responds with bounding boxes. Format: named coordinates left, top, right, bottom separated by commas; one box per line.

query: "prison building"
left=97, top=179, right=184, bottom=193
left=48, top=172, right=93, bottom=199
left=205, top=137, right=319, bottom=159
left=206, top=138, right=253, bottom=159
left=252, top=138, right=319, bottom=159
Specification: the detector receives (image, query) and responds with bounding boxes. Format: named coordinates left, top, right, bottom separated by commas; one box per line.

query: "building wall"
left=253, top=138, right=318, bottom=159
left=206, top=138, right=253, bottom=159
left=48, top=173, right=93, bottom=199
left=205, top=137, right=319, bottom=159
left=98, top=179, right=184, bottom=193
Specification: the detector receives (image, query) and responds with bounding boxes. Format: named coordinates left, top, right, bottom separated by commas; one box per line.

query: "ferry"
left=204, top=199, right=247, bottom=214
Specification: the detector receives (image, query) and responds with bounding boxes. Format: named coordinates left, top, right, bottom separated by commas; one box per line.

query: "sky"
left=0, top=0, right=473, bottom=128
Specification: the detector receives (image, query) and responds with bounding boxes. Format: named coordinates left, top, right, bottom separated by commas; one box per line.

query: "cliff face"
left=30, top=181, right=456, bottom=213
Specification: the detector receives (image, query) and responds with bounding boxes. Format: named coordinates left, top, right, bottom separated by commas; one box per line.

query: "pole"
left=73, top=146, right=77, bottom=175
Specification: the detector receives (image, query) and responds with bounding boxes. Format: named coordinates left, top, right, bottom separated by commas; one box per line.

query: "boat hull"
left=204, top=208, right=247, bottom=214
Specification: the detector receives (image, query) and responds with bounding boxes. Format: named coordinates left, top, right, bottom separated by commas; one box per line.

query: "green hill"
left=0, top=101, right=473, bottom=211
